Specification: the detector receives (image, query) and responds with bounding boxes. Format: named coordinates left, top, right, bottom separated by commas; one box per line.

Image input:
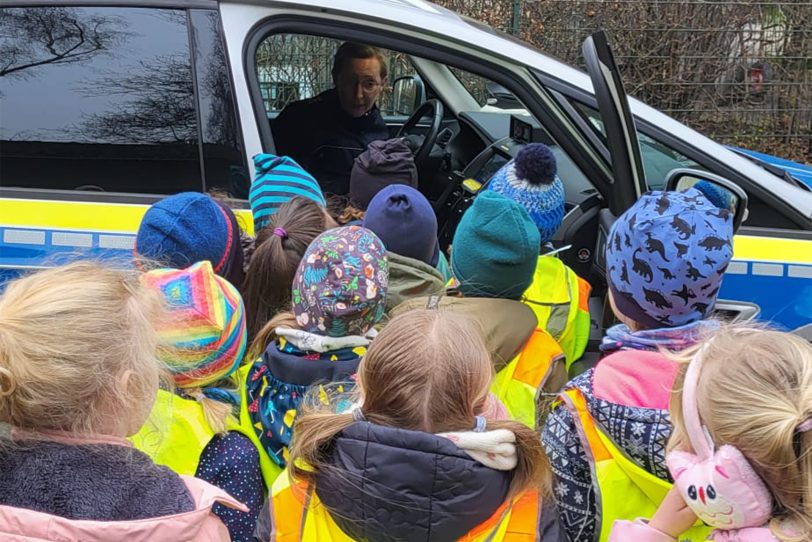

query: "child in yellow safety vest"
left=610, top=327, right=812, bottom=542
left=252, top=309, right=565, bottom=541
left=542, top=189, right=735, bottom=542
left=448, top=190, right=566, bottom=428
left=486, top=142, right=591, bottom=365
left=134, top=261, right=262, bottom=542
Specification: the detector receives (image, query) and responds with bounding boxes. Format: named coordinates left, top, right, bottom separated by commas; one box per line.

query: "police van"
left=1, top=0, right=810, bottom=336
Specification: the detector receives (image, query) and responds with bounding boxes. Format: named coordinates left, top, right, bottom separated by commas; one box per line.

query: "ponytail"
left=667, top=326, right=812, bottom=542
left=243, top=197, right=326, bottom=341
left=788, top=423, right=812, bottom=541
left=186, top=388, right=233, bottom=434
left=247, top=311, right=299, bottom=362
left=288, top=411, right=355, bottom=487
left=487, top=419, right=552, bottom=499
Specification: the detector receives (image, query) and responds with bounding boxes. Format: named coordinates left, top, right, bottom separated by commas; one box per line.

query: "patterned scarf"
left=600, top=319, right=719, bottom=353
left=245, top=338, right=363, bottom=468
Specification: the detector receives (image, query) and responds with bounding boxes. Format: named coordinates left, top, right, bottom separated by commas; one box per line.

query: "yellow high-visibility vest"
left=558, top=389, right=712, bottom=542
left=267, top=471, right=542, bottom=541
left=491, top=327, right=566, bottom=429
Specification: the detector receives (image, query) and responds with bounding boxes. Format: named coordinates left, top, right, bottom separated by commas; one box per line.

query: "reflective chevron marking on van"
left=0, top=225, right=135, bottom=268
left=0, top=197, right=253, bottom=282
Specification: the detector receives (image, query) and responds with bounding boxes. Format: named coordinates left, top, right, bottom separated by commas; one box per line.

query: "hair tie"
left=798, top=417, right=812, bottom=433
left=352, top=408, right=366, bottom=422
left=273, top=227, right=288, bottom=239
left=473, top=415, right=487, bottom=433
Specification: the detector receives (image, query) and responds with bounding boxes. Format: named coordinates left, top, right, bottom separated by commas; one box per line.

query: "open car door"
left=577, top=31, right=649, bottom=347
left=576, top=31, right=763, bottom=359
left=582, top=30, right=647, bottom=214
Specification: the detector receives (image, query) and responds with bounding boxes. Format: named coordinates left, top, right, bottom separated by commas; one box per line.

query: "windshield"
left=571, top=101, right=702, bottom=189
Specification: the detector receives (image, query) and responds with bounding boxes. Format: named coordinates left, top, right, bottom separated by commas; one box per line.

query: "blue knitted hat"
left=451, top=191, right=540, bottom=300
left=135, top=192, right=244, bottom=288
left=488, top=143, right=565, bottom=243
left=606, top=188, right=734, bottom=329
left=693, top=180, right=733, bottom=210
left=250, top=154, right=326, bottom=231
left=363, top=185, right=439, bottom=267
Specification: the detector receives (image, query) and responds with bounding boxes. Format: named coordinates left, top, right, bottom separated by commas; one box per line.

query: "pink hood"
left=0, top=476, right=246, bottom=542
left=593, top=349, right=680, bottom=410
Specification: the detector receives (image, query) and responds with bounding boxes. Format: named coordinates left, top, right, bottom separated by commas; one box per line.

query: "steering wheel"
left=396, top=99, right=443, bottom=191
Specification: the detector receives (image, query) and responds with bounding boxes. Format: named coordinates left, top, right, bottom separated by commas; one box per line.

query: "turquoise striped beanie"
left=250, top=154, right=326, bottom=231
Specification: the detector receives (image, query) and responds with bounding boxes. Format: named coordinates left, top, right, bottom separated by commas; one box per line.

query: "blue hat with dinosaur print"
left=605, top=188, right=733, bottom=328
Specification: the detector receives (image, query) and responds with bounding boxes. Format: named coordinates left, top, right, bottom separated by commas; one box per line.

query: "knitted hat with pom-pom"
left=487, top=143, right=565, bottom=244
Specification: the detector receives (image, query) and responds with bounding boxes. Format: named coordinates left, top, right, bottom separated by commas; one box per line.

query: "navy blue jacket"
left=244, top=339, right=361, bottom=470
left=272, top=89, right=389, bottom=196
left=254, top=421, right=567, bottom=541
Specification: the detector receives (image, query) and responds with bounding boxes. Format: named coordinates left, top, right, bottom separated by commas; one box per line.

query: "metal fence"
left=438, top=0, right=811, bottom=162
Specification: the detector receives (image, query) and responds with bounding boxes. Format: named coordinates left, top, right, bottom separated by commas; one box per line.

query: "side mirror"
left=392, top=75, right=426, bottom=116
left=665, top=168, right=749, bottom=232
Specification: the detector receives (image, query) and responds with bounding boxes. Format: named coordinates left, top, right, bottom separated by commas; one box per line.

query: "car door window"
left=190, top=10, right=249, bottom=198
left=255, top=34, right=418, bottom=119
left=573, top=102, right=701, bottom=189
left=567, top=100, right=799, bottom=229
left=0, top=7, right=202, bottom=195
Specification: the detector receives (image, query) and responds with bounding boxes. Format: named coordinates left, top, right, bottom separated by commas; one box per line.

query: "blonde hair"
left=247, top=311, right=299, bottom=361
left=0, top=262, right=164, bottom=436
left=184, top=387, right=233, bottom=434
left=668, top=326, right=812, bottom=541
left=290, top=309, right=551, bottom=500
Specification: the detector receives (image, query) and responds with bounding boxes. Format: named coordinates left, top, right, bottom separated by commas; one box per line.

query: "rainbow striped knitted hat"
left=143, top=261, right=247, bottom=388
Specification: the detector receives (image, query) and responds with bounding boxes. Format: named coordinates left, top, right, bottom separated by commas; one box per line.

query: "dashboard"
left=434, top=110, right=604, bottom=281
left=447, top=111, right=599, bottom=208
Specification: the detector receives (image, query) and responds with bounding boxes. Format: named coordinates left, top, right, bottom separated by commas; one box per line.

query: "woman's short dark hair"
left=332, top=42, right=389, bottom=82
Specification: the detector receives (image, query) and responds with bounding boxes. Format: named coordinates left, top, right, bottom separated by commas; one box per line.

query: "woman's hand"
left=650, top=486, right=698, bottom=538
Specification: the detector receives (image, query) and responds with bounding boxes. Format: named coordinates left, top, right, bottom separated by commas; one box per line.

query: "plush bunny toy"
left=665, top=343, right=774, bottom=531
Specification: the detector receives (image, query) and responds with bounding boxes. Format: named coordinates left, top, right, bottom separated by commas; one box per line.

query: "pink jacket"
left=0, top=473, right=246, bottom=542
left=610, top=519, right=781, bottom=542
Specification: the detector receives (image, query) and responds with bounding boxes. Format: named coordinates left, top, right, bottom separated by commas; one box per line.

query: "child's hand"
left=649, top=486, right=698, bottom=538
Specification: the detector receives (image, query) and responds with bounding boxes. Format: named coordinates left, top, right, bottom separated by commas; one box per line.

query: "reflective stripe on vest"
left=491, top=328, right=565, bottom=429
left=522, top=256, right=591, bottom=368
left=237, top=361, right=284, bottom=488
left=269, top=472, right=541, bottom=541
left=559, top=389, right=712, bottom=542
left=131, top=389, right=218, bottom=476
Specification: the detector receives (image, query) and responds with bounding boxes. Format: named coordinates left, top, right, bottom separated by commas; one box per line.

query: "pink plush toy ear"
left=666, top=447, right=773, bottom=530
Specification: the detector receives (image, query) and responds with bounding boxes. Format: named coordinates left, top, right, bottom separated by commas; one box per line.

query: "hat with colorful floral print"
left=292, top=226, right=389, bottom=337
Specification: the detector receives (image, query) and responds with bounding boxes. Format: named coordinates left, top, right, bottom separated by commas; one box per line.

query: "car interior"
left=255, top=32, right=762, bottom=373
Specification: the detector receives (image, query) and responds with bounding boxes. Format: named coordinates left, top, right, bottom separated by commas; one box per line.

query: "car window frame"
left=242, top=15, right=616, bottom=206
left=189, top=7, right=250, bottom=198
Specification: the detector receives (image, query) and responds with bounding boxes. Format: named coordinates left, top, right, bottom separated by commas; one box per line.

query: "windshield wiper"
left=730, top=149, right=809, bottom=191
